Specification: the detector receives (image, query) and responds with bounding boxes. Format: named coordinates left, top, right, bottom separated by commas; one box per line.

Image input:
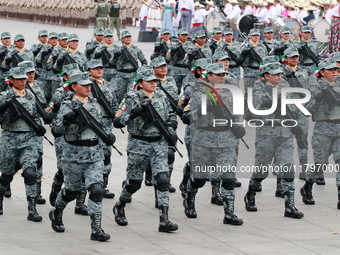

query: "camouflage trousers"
left=103, top=119, right=113, bottom=176
left=170, top=66, right=190, bottom=94
left=36, top=136, right=43, bottom=179
left=55, top=160, right=104, bottom=215
left=103, top=68, right=118, bottom=83
left=53, top=136, right=64, bottom=186
left=0, top=131, right=38, bottom=197
left=109, top=17, right=120, bottom=38
left=96, top=17, right=108, bottom=29
left=229, top=67, right=241, bottom=80
left=119, top=137, right=169, bottom=207
left=297, top=116, right=309, bottom=163
left=113, top=71, right=137, bottom=102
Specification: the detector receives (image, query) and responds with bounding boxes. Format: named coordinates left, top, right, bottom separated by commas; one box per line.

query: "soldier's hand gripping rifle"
left=140, top=99, right=183, bottom=157
left=101, top=48, right=112, bottom=66
left=121, top=45, right=139, bottom=71
left=71, top=101, right=123, bottom=156
left=209, top=40, right=218, bottom=55
left=301, top=42, right=319, bottom=67
left=7, top=96, right=54, bottom=146
left=172, top=43, right=186, bottom=62
left=154, top=40, right=169, bottom=57
left=32, top=44, right=44, bottom=57
left=90, top=80, right=125, bottom=134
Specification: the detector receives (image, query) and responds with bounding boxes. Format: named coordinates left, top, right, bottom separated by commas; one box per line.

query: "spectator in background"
left=139, top=0, right=149, bottom=31
left=109, top=0, right=121, bottom=40
left=178, top=0, right=194, bottom=33
left=161, top=0, right=177, bottom=37
left=146, top=0, right=163, bottom=31
left=191, top=2, right=204, bottom=37
left=303, top=6, right=315, bottom=25
left=94, top=0, right=109, bottom=29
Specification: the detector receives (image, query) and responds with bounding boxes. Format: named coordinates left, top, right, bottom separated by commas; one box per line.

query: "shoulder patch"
left=115, top=109, right=123, bottom=117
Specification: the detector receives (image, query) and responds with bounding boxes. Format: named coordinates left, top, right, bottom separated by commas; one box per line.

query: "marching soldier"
left=31, top=30, right=49, bottom=58
left=87, top=58, right=119, bottom=198
left=94, top=0, right=109, bottom=29
left=208, top=27, right=227, bottom=55
left=262, top=26, right=275, bottom=54
left=109, top=0, right=121, bottom=40
left=84, top=28, right=105, bottom=61
left=186, top=62, right=244, bottom=225
left=0, top=32, right=13, bottom=92
left=301, top=59, right=340, bottom=208
left=112, top=65, right=178, bottom=232
left=109, top=30, right=147, bottom=102
left=50, top=71, right=113, bottom=241
left=272, top=27, right=295, bottom=61
left=0, top=67, right=44, bottom=221
left=244, top=61, right=304, bottom=219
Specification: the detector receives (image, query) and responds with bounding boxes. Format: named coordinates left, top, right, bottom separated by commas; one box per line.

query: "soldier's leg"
left=211, top=178, right=223, bottom=205
left=113, top=152, right=149, bottom=226
left=36, top=151, right=46, bottom=204
left=245, top=135, right=276, bottom=212
left=331, top=137, right=340, bottom=209
left=168, top=147, right=176, bottom=193
left=301, top=133, right=332, bottom=205
left=109, top=17, right=114, bottom=30
left=179, top=126, right=191, bottom=198
left=50, top=137, right=64, bottom=207
left=298, top=118, right=309, bottom=181
left=103, top=146, right=115, bottom=198
left=115, top=18, right=121, bottom=40
left=75, top=175, right=88, bottom=215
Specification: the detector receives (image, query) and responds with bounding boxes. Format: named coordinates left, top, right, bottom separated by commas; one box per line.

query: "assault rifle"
left=301, top=42, right=319, bottom=66
left=63, top=52, right=84, bottom=71
left=121, top=45, right=139, bottom=71
left=222, top=44, right=238, bottom=63
left=25, top=82, right=50, bottom=124
left=209, top=40, right=218, bottom=55
left=248, top=45, right=262, bottom=65
left=101, top=48, right=112, bottom=66
left=12, top=50, right=24, bottom=67
left=140, top=99, right=183, bottom=157
left=263, top=41, right=272, bottom=53
left=285, top=71, right=305, bottom=98
left=319, top=84, right=340, bottom=114
left=71, top=101, right=123, bottom=156
left=172, top=43, right=186, bottom=62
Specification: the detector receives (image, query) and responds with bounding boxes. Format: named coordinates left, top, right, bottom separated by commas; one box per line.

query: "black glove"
left=241, top=48, right=250, bottom=56
left=188, top=51, right=197, bottom=62
left=171, top=119, right=178, bottom=130
left=232, top=124, right=246, bottom=139
left=5, top=54, right=12, bottom=65
left=105, top=133, right=116, bottom=146
left=93, top=49, right=102, bottom=59
left=130, top=107, right=144, bottom=120
left=154, top=43, right=162, bottom=53
left=37, top=125, right=46, bottom=136
left=314, top=90, right=326, bottom=102
left=86, top=44, right=97, bottom=55
left=0, top=101, right=9, bottom=114
left=113, top=118, right=125, bottom=128
left=41, top=46, right=53, bottom=58
left=52, top=102, right=61, bottom=113
left=56, top=54, right=65, bottom=66
left=262, top=98, right=272, bottom=108
left=114, top=50, right=122, bottom=58
left=169, top=133, right=178, bottom=146
left=63, top=111, right=77, bottom=126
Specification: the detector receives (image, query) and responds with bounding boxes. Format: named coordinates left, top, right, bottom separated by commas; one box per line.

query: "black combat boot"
left=49, top=208, right=65, bottom=232
left=144, top=167, right=153, bottom=186
left=49, top=182, right=62, bottom=207
left=4, top=185, right=11, bottom=198
left=121, top=180, right=132, bottom=203
left=337, top=187, right=340, bottom=209
left=275, top=178, right=284, bottom=198
left=300, top=182, right=315, bottom=205
left=154, top=186, right=159, bottom=208
left=299, top=159, right=307, bottom=180
left=27, top=195, right=42, bottom=222
left=113, top=200, right=128, bottom=226
left=179, top=163, right=190, bottom=198
left=183, top=191, right=197, bottom=218
left=0, top=192, right=3, bottom=215
left=74, top=189, right=88, bottom=215
left=235, top=178, right=242, bottom=188
left=211, top=180, right=223, bottom=205
left=103, top=174, right=115, bottom=199
left=223, top=196, right=243, bottom=225
left=158, top=205, right=178, bottom=232
left=90, top=212, right=110, bottom=241
left=284, top=190, right=304, bottom=219
left=179, top=181, right=187, bottom=198
left=36, top=179, right=46, bottom=204
left=316, top=177, right=325, bottom=185
left=256, top=184, right=262, bottom=192
left=244, top=188, right=257, bottom=212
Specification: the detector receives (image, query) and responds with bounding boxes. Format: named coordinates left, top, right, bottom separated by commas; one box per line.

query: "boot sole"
left=36, top=200, right=46, bottom=205
left=27, top=215, right=42, bottom=222
left=223, top=219, right=244, bottom=225
left=113, top=206, right=128, bottom=226
left=300, top=188, right=315, bottom=205
left=49, top=211, right=65, bottom=232
left=284, top=212, right=304, bottom=219
left=103, top=194, right=115, bottom=199
left=74, top=210, right=89, bottom=215
left=183, top=200, right=197, bottom=218
left=91, top=234, right=111, bottom=241
left=244, top=197, right=257, bottom=212
left=158, top=226, right=178, bottom=232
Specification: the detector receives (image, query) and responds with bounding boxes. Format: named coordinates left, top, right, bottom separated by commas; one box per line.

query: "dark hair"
left=137, top=79, right=143, bottom=90
left=194, top=67, right=203, bottom=78
left=68, top=82, right=77, bottom=92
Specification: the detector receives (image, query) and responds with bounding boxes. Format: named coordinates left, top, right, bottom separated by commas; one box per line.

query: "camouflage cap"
left=150, top=56, right=167, bottom=68
left=330, top=52, right=340, bottom=62
left=194, top=30, right=206, bottom=38
left=69, top=72, right=92, bottom=85
left=121, top=30, right=132, bottom=38
left=104, top=29, right=114, bottom=37
left=38, top=30, right=48, bottom=37
left=160, top=28, right=171, bottom=35
left=319, top=59, right=339, bottom=70
left=280, top=26, right=291, bottom=34
left=264, top=26, right=274, bottom=33
left=196, top=58, right=212, bottom=69
left=212, top=51, right=230, bottom=62
left=178, top=28, right=189, bottom=35
left=67, top=34, right=79, bottom=42
left=94, top=28, right=105, bottom=36
left=213, top=27, right=223, bottom=34
left=284, top=47, right=299, bottom=57
left=223, top=28, right=233, bottom=35
left=58, top=32, right=68, bottom=40
left=1, top=32, right=10, bottom=39
left=87, top=59, right=104, bottom=69
left=262, top=62, right=282, bottom=74
left=9, top=67, right=28, bottom=79
left=137, top=65, right=158, bottom=81
left=18, top=61, right=36, bottom=73
left=301, top=26, right=312, bottom=33
left=62, top=63, right=80, bottom=75
left=206, top=63, right=227, bottom=74
left=262, top=55, right=279, bottom=65
left=14, top=34, right=25, bottom=42
left=49, top=32, right=58, bottom=39
left=249, top=29, right=260, bottom=36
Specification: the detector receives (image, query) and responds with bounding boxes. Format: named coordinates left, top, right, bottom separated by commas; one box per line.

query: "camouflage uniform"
left=301, top=59, right=340, bottom=208
left=0, top=32, right=14, bottom=91
left=185, top=31, right=212, bottom=70
left=207, top=27, right=227, bottom=55
left=31, top=30, right=49, bottom=59
left=0, top=67, right=42, bottom=221
left=84, top=28, right=105, bottom=61
left=244, top=62, right=304, bottom=219
left=111, top=30, right=147, bottom=102
left=187, top=63, right=244, bottom=225
left=272, top=27, right=295, bottom=59
left=112, top=65, right=178, bottom=232
left=50, top=72, right=111, bottom=241
left=262, top=26, right=276, bottom=53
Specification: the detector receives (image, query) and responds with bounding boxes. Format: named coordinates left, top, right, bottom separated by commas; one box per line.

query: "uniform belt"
left=197, top=126, right=229, bottom=132
left=303, top=63, right=315, bottom=66
left=66, top=139, right=99, bottom=146
left=131, top=135, right=162, bottom=142
left=182, top=8, right=191, bottom=12
left=320, top=119, right=340, bottom=124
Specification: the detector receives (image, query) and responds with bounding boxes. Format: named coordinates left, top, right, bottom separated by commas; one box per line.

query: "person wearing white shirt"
left=139, top=2, right=148, bottom=31
left=326, top=0, right=340, bottom=54
left=178, top=0, right=195, bottom=33
left=275, top=0, right=282, bottom=16
left=191, top=3, right=204, bottom=36
left=242, top=1, right=252, bottom=15
left=227, top=0, right=241, bottom=21
left=266, top=0, right=278, bottom=24
left=223, top=0, right=233, bottom=16
left=310, top=0, right=320, bottom=17
left=253, top=1, right=268, bottom=23
left=297, top=2, right=308, bottom=25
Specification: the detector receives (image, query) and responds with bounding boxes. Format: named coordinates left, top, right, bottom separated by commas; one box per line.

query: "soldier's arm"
left=51, top=103, right=73, bottom=136
left=137, top=48, right=147, bottom=65
left=113, top=96, right=137, bottom=128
